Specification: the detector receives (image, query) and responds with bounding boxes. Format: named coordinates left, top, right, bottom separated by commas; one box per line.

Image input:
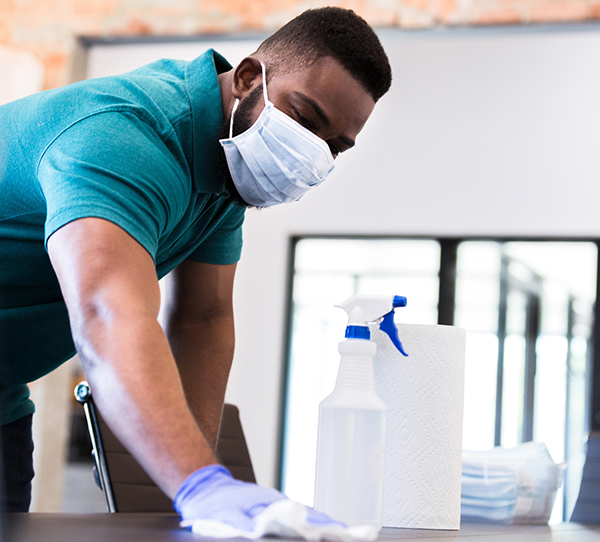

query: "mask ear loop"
left=228, top=99, right=240, bottom=139
left=260, top=61, right=269, bottom=105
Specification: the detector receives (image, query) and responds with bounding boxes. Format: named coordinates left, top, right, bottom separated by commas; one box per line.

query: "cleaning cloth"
left=181, top=500, right=379, bottom=541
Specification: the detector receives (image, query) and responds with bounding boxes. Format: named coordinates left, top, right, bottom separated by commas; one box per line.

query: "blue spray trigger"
left=379, top=311, right=408, bottom=356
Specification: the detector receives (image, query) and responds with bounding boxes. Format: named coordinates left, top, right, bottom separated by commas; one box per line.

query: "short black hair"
left=257, top=7, right=392, bottom=102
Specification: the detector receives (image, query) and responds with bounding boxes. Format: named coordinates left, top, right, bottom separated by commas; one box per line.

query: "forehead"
left=269, top=56, right=375, bottom=135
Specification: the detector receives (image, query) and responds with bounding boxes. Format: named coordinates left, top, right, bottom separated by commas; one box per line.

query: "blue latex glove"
left=174, top=464, right=344, bottom=531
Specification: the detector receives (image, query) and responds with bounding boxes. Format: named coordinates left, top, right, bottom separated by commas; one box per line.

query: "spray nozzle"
left=393, top=295, right=407, bottom=308
left=336, top=294, right=408, bottom=356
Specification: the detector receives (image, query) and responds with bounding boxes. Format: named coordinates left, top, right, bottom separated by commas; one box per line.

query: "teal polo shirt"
left=0, top=49, right=246, bottom=425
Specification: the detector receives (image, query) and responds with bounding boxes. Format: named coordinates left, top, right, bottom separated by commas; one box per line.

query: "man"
left=0, top=6, right=391, bottom=527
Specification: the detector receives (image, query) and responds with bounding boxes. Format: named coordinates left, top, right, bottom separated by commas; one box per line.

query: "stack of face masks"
left=461, top=442, right=564, bottom=524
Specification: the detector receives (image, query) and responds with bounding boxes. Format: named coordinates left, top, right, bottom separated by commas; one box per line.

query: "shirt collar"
left=185, top=49, right=232, bottom=194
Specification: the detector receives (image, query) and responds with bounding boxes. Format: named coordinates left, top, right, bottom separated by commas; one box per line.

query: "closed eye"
left=292, top=106, right=339, bottom=158
left=294, top=109, right=316, bottom=132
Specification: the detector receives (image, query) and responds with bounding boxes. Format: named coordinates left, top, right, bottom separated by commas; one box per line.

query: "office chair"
left=570, top=431, right=600, bottom=523
left=74, top=381, right=256, bottom=513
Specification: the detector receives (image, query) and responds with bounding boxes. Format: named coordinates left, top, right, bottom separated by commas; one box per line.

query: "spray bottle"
left=313, top=295, right=408, bottom=529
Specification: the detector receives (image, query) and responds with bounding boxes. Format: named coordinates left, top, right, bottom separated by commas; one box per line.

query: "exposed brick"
left=402, top=0, right=435, bottom=12
left=474, top=7, right=523, bottom=24
left=37, top=47, right=69, bottom=89
left=0, top=0, right=16, bottom=42
left=389, top=0, right=457, bottom=24
left=2, top=0, right=600, bottom=91
left=200, top=0, right=305, bottom=30
left=397, top=5, right=438, bottom=26
left=438, top=0, right=459, bottom=22
left=589, top=1, right=600, bottom=17
left=117, top=15, right=155, bottom=35
left=529, top=0, right=589, bottom=22
left=358, top=5, right=401, bottom=26
left=72, top=0, right=121, bottom=18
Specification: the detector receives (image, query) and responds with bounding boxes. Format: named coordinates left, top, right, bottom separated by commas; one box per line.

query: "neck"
left=218, top=70, right=236, bottom=123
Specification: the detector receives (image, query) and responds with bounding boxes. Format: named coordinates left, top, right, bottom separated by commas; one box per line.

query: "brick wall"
left=2, top=0, right=600, bottom=90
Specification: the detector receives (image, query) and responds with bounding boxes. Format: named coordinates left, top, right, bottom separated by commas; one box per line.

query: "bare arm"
left=48, top=217, right=217, bottom=498
left=162, top=259, right=237, bottom=448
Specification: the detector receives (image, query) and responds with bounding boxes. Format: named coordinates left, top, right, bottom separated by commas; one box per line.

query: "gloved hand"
left=174, top=464, right=344, bottom=532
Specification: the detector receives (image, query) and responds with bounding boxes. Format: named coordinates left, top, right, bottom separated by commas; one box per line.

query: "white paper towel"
left=372, top=324, right=466, bottom=530
left=181, top=500, right=379, bottom=541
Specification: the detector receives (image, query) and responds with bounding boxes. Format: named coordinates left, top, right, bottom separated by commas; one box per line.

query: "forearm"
left=165, top=311, right=235, bottom=448
left=46, top=219, right=235, bottom=501
left=75, top=310, right=218, bottom=499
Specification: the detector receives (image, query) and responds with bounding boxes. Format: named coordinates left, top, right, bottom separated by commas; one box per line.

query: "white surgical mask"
left=219, top=62, right=335, bottom=207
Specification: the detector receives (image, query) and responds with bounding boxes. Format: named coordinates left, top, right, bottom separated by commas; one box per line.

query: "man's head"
left=218, top=7, right=391, bottom=207
left=256, top=7, right=392, bottom=103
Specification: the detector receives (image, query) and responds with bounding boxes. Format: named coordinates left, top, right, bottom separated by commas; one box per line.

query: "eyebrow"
left=293, top=91, right=355, bottom=149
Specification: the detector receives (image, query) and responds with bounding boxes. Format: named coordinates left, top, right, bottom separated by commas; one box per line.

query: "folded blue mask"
left=219, top=62, right=335, bottom=207
left=461, top=472, right=519, bottom=501
left=460, top=442, right=563, bottom=525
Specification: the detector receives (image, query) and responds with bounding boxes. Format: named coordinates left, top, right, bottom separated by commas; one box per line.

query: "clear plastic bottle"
left=313, top=295, right=407, bottom=529
left=314, top=338, right=387, bottom=528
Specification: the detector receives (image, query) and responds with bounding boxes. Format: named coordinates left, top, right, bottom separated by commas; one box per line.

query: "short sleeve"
left=186, top=204, right=245, bottom=265
left=37, top=111, right=189, bottom=260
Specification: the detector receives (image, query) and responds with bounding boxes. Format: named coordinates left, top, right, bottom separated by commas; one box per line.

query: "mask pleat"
left=265, top=107, right=334, bottom=173
left=238, top=133, right=309, bottom=199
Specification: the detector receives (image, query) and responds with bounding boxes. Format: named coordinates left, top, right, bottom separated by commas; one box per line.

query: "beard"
left=217, top=84, right=265, bottom=208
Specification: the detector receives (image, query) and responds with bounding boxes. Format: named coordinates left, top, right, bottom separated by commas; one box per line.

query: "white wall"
left=88, top=24, right=600, bottom=487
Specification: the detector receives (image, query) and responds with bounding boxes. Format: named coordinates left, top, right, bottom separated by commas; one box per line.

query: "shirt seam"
left=171, top=110, right=191, bottom=127
left=122, top=74, right=191, bottom=129
left=35, top=106, right=177, bottom=178
left=0, top=210, right=45, bottom=222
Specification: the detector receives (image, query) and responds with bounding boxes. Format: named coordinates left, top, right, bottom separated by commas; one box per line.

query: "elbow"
left=68, top=295, right=159, bottom=365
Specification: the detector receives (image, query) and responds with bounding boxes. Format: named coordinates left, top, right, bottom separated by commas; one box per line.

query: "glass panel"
left=281, top=238, right=441, bottom=506
left=461, top=333, right=499, bottom=450
left=504, top=242, right=596, bottom=521
left=533, top=280, right=570, bottom=464
left=565, top=333, right=591, bottom=519
left=456, top=240, right=596, bottom=522
left=500, top=334, right=526, bottom=448
left=535, top=336, right=567, bottom=459
left=501, top=291, right=528, bottom=448
left=456, top=242, right=502, bottom=451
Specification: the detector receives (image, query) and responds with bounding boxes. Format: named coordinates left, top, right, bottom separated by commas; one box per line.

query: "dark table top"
left=4, top=513, right=600, bottom=542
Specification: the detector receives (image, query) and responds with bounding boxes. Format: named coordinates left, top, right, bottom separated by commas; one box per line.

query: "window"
left=280, top=237, right=597, bottom=522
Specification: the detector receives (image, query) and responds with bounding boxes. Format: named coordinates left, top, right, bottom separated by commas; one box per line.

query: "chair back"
left=74, top=381, right=256, bottom=513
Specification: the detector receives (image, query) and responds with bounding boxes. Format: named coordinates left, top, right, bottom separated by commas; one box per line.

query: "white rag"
left=180, top=500, right=379, bottom=541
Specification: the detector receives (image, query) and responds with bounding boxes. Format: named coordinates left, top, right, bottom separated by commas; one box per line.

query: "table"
left=4, top=514, right=600, bottom=542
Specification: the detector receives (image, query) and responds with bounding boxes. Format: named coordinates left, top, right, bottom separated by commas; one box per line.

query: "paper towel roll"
left=372, top=324, right=465, bottom=530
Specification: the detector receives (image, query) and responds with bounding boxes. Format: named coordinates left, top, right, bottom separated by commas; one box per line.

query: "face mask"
left=219, top=62, right=335, bottom=207
left=460, top=442, right=563, bottom=524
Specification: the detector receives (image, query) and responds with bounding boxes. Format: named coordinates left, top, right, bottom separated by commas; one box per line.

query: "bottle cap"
left=345, top=325, right=370, bottom=340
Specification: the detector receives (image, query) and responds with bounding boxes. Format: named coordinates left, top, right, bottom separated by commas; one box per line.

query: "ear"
left=231, top=56, right=263, bottom=100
